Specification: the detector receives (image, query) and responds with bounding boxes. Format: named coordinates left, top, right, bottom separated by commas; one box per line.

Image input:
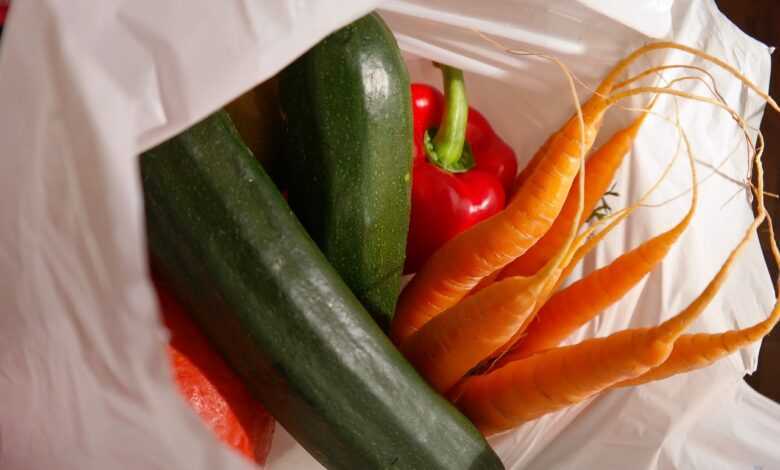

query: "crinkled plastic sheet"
left=0, top=0, right=777, bottom=469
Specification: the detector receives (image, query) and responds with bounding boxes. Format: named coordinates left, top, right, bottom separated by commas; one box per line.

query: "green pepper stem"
left=431, top=65, right=468, bottom=167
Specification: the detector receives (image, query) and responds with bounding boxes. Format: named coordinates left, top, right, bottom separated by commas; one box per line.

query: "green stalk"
left=428, top=65, right=469, bottom=169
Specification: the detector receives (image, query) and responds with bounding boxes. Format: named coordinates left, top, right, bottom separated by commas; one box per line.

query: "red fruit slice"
left=155, top=280, right=275, bottom=465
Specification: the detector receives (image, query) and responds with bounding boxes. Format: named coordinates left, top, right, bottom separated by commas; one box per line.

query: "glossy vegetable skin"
left=281, top=12, right=413, bottom=330
left=141, top=111, right=504, bottom=470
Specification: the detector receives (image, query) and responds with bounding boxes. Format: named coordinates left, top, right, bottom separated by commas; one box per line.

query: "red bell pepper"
left=405, top=65, right=517, bottom=273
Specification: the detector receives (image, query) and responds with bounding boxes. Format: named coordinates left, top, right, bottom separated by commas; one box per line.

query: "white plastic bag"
left=0, top=1, right=777, bottom=469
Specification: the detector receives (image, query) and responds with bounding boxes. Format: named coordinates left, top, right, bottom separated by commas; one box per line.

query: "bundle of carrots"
left=391, top=40, right=780, bottom=436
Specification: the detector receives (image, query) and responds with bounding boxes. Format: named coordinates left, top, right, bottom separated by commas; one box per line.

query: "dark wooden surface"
left=716, top=0, right=780, bottom=403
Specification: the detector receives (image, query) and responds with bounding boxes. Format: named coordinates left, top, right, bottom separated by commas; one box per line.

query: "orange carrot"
left=400, top=275, right=548, bottom=393
left=399, top=187, right=602, bottom=393
left=499, top=111, right=648, bottom=279
left=449, top=208, right=761, bottom=435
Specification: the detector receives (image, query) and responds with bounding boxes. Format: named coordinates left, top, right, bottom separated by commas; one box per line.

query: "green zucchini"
left=141, top=111, right=503, bottom=470
left=280, top=12, right=413, bottom=330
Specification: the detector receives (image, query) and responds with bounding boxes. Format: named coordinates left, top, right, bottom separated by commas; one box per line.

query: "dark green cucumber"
left=141, top=111, right=503, bottom=470
left=280, top=12, right=413, bottom=330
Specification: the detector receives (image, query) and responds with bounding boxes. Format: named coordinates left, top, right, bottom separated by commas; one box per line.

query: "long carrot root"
left=614, top=301, right=780, bottom=388
left=616, top=212, right=780, bottom=388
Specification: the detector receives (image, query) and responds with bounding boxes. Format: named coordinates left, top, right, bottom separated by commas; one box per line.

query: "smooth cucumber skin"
left=280, top=12, right=413, bottom=331
left=141, top=111, right=503, bottom=470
